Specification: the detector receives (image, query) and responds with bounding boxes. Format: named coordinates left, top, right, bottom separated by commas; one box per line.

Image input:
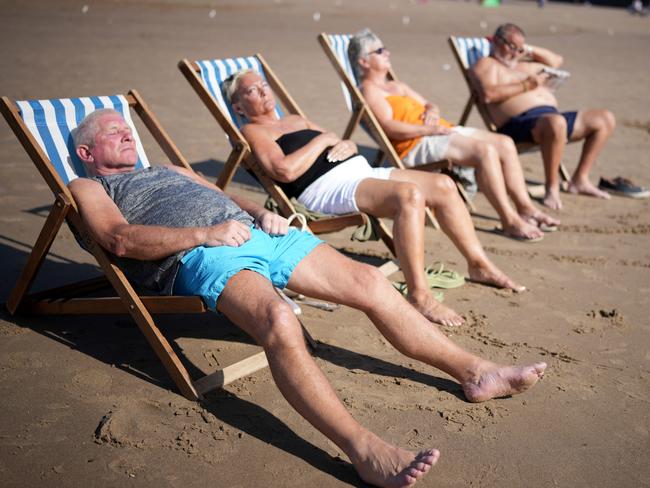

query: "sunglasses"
left=368, top=46, right=388, bottom=56
left=497, top=35, right=524, bottom=54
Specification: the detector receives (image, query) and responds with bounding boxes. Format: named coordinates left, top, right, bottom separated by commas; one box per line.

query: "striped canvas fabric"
left=16, top=95, right=149, bottom=184
left=195, top=56, right=284, bottom=130
left=454, top=37, right=492, bottom=68
left=326, top=34, right=355, bottom=112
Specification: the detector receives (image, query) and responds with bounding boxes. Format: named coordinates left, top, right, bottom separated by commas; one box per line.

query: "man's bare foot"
left=567, top=180, right=611, bottom=200
left=408, top=290, right=464, bottom=327
left=351, top=431, right=440, bottom=488
left=522, top=209, right=561, bottom=232
left=468, top=263, right=526, bottom=293
left=501, top=218, right=544, bottom=242
left=542, top=188, right=563, bottom=210
left=462, top=362, right=547, bottom=403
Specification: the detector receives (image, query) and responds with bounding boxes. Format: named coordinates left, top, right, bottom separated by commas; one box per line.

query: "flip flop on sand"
left=494, top=227, right=544, bottom=243
left=424, top=262, right=466, bottom=289
left=392, top=281, right=444, bottom=302
left=525, top=213, right=560, bottom=233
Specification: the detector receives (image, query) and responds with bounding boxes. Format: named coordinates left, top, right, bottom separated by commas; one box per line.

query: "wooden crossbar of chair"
left=317, top=33, right=477, bottom=220
left=447, top=36, right=572, bottom=185
left=178, top=55, right=397, bottom=258
left=1, top=91, right=315, bottom=401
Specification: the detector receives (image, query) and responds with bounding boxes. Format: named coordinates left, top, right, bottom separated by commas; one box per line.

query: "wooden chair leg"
left=458, top=95, right=474, bottom=126
left=455, top=181, right=476, bottom=213
left=342, top=105, right=364, bottom=140
left=424, top=208, right=441, bottom=230
left=216, top=142, right=248, bottom=190
left=6, top=195, right=70, bottom=314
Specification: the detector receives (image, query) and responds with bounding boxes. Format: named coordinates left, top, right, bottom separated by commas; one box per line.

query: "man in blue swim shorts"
left=471, top=23, right=615, bottom=210
left=69, top=109, right=547, bottom=486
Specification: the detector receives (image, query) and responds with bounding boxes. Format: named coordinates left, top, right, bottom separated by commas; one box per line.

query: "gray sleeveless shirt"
left=91, top=166, right=254, bottom=295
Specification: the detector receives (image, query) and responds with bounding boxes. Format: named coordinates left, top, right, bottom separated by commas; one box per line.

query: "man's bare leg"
left=566, top=109, right=615, bottom=199
left=288, top=245, right=546, bottom=401
left=385, top=171, right=526, bottom=292
left=355, top=178, right=464, bottom=327
left=469, top=130, right=560, bottom=230
left=532, top=114, right=568, bottom=210
left=218, top=269, right=439, bottom=487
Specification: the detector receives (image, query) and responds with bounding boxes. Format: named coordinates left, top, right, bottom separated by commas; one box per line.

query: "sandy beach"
left=1, top=0, right=649, bottom=486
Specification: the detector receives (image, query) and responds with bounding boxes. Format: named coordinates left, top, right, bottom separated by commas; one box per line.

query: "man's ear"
left=76, top=145, right=93, bottom=163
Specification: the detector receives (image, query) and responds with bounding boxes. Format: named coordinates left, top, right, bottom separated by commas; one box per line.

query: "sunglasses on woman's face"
left=368, top=46, right=388, bottom=56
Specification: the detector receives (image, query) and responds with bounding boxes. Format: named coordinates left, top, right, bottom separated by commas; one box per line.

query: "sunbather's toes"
left=408, top=291, right=464, bottom=327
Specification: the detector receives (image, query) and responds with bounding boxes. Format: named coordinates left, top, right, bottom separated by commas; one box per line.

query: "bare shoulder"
left=473, top=56, right=498, bottom=75
left=68, top=177, right=101, bottom=198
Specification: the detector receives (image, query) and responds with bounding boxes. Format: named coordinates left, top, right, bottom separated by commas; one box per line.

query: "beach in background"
left=0, top=1, right=649, bottom=486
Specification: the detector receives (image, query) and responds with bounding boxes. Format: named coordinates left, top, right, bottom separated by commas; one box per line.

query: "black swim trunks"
left=497, top=106, right=577, bottom=144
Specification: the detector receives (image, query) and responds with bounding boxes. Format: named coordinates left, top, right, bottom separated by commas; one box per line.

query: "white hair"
left=71, top=108, right=121, bottom=149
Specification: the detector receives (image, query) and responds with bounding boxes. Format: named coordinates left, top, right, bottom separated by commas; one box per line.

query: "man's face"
left=233, top=72, right=276, bottom=117
left=88, top=113, right=138, bottom=170
left=495, top=31, right=526, bottom=67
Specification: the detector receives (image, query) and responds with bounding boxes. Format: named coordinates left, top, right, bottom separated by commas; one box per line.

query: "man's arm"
left=362, top=82, right=450, bottom=141
left=471, top=57, right=545, bottom=104
left=166, top=165, right=289, bottom=236
left=69, top=177, right=253, bottom=260
left=525, top=43, right=563, bottom=69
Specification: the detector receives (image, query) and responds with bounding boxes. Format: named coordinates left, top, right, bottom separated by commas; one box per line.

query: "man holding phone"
left=470, top=23, right=615, bottom=210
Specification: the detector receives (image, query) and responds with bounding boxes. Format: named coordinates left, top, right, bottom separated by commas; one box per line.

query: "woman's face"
left=233, top=72, right=276, bottom=117
left=363, top=38, right=391, bottom=71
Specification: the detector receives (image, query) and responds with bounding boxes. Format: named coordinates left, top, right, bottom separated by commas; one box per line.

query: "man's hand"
left=327, top=139, right=358, bottom=162
left=422, top=104, right=440, bottom=126
left=524, top=72, right=549, bottom=91
left=255, top=211, right=289, bottom=236
left=203, top=220, right=252, bottom=247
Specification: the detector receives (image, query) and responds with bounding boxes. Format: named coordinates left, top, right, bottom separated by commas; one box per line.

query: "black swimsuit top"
left=274, top=129, right=357, bottom=199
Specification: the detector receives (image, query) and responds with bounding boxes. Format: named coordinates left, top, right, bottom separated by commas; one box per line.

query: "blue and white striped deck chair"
left=448, top=36, right=571, bottom=182
left=179, top=54, right=398, bottom=249
left=15, top=95, right=150, bottom=185
left=319, top=33, right=468, bottom=222
left=0, top=90, right=278, bottom=401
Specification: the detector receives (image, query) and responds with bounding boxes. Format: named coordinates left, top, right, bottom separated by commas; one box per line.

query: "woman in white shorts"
left=223, top=69, right=528, bottom=327
left=349, top=28, right=560, bottom=241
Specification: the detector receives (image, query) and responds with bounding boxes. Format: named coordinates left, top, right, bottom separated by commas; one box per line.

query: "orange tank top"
left=385, top=95, right=453, bottom=159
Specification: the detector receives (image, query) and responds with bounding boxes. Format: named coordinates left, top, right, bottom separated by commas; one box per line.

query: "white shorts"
left=402, top=126, right=476, bottom=167
left=297, top=156, right=393, bottom=215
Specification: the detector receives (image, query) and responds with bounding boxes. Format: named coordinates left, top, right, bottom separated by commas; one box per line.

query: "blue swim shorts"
left=497, top=105, right=578, bottom=144
left=173, top=227, right=322, bottom=311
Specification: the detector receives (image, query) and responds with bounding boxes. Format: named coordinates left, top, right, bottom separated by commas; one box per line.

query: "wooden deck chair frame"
left=1, top=91, right=316, bottom=401
left=318, top=33, right=477, bottom=221
left=178, top=54, right=396, bottom=257
left=447, top=36, right=572, bottom=184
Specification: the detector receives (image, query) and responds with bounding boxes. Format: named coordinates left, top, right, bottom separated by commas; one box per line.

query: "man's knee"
left=259, top=300, right=305, bottom=350
left=344, top=263, right=388, bottom=307
left=601, top=109, right=616, bottom=132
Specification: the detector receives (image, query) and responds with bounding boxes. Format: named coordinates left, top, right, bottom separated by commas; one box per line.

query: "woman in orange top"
left=350, top=29, right=559, bottom=241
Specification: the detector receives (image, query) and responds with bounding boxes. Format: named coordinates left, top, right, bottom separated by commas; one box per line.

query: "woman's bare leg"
left=355, top=178, right=464, bottom=326
left=443, top=133, right=543, bottom=240
left=467, top=130, right=560, bottom=229
left=386, top=170, right=526, bottom=292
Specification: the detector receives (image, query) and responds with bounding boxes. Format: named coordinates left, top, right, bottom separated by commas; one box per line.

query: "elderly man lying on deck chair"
left=69, top=108, right=546, bottom=488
